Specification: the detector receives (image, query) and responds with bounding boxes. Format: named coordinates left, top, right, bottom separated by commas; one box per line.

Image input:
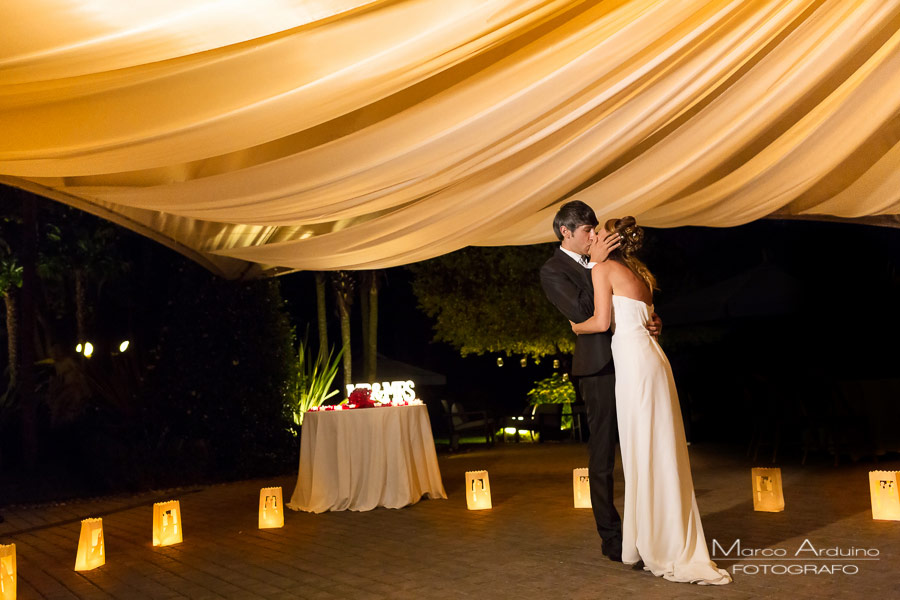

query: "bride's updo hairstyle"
left=604, top=216, right=658, bottom=291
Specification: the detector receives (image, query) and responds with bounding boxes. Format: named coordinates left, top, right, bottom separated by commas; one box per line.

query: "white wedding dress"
left=611, top=295, right=731, bottom=585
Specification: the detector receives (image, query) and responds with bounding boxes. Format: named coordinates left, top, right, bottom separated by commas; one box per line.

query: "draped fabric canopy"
left=2, top=0, right=899, bottom=278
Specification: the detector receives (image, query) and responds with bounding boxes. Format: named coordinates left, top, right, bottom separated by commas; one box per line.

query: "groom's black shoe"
left=602, top=540, right=622, bottom=562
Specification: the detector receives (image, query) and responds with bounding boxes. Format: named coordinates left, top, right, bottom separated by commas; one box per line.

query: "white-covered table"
left=288, top=404, right=447, bottom=513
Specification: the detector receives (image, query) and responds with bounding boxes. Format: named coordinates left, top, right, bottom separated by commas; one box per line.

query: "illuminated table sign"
left=346, top=380, right=417, bottom=403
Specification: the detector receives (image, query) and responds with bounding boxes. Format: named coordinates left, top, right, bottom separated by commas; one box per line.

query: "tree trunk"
left=366, top=276, right=378, bottom=383
left=338, top=298, right=351, bottom=394
left=4, top=290, right=17, bottom=384
left=315, top=272, right=328, bottom=358
left=360, top=274, right=369, bottom=378
left=74, top=268, right=87, bottom=343
left=331, top=272, right=355, bottom=395
left=19, top=191, right=38, bottom=468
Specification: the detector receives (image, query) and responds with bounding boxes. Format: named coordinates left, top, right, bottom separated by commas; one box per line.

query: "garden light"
left=259, top=487, right=284, bottom=529
left=751, top=468, right=785, bottom=512
left=0, top=543, right=15, bottom=600
left=152, top=501, right=183, bottom=546
left=465, top=470, right=492, bottom=510
left=869, top=471, right=900, bottom=520
left=573, top=468, right=591, bottom=508
left=74, top=518, right=104, bottom=571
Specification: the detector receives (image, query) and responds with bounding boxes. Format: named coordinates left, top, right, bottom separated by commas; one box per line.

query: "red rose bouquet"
left=348, top=387, right=376, bottom=408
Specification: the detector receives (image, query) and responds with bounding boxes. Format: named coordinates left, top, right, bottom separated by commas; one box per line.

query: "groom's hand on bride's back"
left=648, top=313, right=662, bottom=337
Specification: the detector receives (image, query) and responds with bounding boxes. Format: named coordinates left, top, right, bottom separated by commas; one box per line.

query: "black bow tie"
left=579, top=255, right=590, bottom=266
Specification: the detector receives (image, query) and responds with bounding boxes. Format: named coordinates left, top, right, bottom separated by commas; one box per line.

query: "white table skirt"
left=288, top=404, right=447, bottom=513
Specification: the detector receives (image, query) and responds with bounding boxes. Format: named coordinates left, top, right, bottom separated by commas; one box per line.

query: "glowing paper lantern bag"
left=751, top=467, right=784, bottom=512
left=573, top=468, right=591, bottom=508
left=74, top=518, right=105, bottom=571
left=869, top=470, right=900, bottom=521
left=153, top=500, right=183, bottom=547
left=259, top=487, right=284, bottom=529
left=0, top=543, right=15, bottom=600
left=465, top=470, right=492, bottom=510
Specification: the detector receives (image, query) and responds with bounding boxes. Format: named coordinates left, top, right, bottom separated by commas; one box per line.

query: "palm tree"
left=331, top=271, right=355, bottom=393
left=18, top=191, right=38, bottom=467
left=315, top=272, right=328, bottom=360
left=359, top=271, right=381, bottom=383
left=69, top=219, right=129, bottom=345
left=0, top=242, right=22, bottom=387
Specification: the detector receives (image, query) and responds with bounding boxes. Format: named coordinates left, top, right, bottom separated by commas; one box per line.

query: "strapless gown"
left=611, top=295, right=731, bottom=585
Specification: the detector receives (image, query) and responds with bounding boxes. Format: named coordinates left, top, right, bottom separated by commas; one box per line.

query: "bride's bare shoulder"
left=605, top=259, right=640, bottom=284
left=601, top=259, right=630, bottom=275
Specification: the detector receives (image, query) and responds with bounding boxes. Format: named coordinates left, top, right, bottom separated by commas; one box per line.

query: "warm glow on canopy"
left=119, top=340, right=130, bottom=352
left=83, top=342, right=94, bottom=358
left=1, top=1, right=899, bottom=277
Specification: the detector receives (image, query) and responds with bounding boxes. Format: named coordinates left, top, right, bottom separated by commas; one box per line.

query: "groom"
left=539, top=201, right=659, bottom=562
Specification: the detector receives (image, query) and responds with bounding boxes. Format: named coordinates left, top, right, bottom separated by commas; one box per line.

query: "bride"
left=571, top=216, right=732, bottom=585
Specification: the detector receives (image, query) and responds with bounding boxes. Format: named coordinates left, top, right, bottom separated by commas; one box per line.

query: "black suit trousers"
left=578, top=366, right=622, bottom=546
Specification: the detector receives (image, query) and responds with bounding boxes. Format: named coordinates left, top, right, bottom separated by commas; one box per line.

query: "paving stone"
left=1, top=444, right=898, bottom=598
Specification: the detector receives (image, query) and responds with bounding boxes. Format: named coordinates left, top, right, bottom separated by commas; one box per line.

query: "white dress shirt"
left=559, top=246, right=596, bottom=269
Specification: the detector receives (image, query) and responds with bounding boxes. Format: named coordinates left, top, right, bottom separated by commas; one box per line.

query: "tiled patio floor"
left=1, top=442, right=898, bottom=599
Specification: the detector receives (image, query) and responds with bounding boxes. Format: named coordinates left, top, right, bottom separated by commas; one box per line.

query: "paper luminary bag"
left=258, top=487, right=284, bottom=529
left=74, top=518, right=105, bottom=571
left=573, top=468, right=591, bottom=508
left=869, top=471, right=900, bottom=521
left=0, top=543, right=15, bottom=600
left=751, top=467, right=785, bottom=512
left=465, top=470, right=492, bottom=510
left=153, top=500, right=183, bottom=547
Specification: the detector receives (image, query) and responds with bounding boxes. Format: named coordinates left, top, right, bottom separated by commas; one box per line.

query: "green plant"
left=289, top=331, right=344, bottom=427
left=527, top=372, right=576, bottom=405
left=526, top=372, right=576, bottom=429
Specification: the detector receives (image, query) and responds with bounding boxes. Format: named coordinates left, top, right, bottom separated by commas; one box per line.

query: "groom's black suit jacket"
left=540, top=248, right=613, bottom=376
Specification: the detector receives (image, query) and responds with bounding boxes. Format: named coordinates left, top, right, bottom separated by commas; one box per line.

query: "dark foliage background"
left=408, top=245, right=574, bottom=359
left=2, top=182, right=899, bottom=505
left=0, top=190, right=298, bottom=504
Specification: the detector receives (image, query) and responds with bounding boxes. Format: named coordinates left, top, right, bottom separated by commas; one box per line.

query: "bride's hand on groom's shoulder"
left=569, top=320, right=579, bottom=334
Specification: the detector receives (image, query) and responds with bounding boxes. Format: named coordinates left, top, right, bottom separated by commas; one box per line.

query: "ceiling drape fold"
left=1, top=0, right=898, bottom=277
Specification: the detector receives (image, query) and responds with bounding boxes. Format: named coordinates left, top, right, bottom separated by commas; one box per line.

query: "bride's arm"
left=571, top=264, right=613, bottom=334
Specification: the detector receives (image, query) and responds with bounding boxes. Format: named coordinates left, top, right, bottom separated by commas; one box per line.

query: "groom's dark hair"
left=552, top=200, right=598, bottom=241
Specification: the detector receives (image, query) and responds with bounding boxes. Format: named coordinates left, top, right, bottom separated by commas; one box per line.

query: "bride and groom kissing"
left=540, top=201, right=731, bottom=585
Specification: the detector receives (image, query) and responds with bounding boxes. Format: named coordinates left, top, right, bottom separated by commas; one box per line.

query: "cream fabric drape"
left=1, top=0, right=899, bottom=277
